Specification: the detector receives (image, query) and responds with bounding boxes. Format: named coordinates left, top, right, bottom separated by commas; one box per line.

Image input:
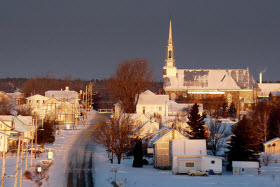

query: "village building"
left=232, top=161, right=259, bottom=175
left=26, top=94, right=50, bottom=112
left=257, top=72, right=280, bottom=101
left=45, top=86, right=79, bottom=104
left=136, top=90, right=169, bottom=117
left=151, top=129, right=187, bottom=168
left=133, top=118, right=160, bottom=139
left=163, top=20, right=258, bottom=109
left=171, top=139, right=223, bottom=174
left=263, top=137, right=280, bottom=153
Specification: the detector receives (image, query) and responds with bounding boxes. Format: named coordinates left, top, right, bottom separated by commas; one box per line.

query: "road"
left=66, top=113, right=99, bottom=187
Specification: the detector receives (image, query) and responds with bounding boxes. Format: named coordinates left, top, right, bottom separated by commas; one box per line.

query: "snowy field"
left=94, top=146, right=280, bottom=187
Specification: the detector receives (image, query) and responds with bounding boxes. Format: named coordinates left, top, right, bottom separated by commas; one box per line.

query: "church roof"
left=164, top=69, right=256, bottom=90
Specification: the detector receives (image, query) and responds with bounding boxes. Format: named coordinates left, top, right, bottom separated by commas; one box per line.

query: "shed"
left=232, top=161, right=259, bottom=176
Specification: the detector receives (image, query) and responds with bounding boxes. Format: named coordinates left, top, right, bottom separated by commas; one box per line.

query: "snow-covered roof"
left=164, top=69, right=256, bottom=90
left=137, top=90, right=169, bottom=105
left=45, top=90, right=78, bottom=103
left=263, top=137, right=280, bottom=145
left=271, top=91, right=280, bottom=97
left=6, top=92, right=24, bottom=99
left=26, top=94, right=49, bottom=100
left=258, top=83, right=280, bottom=97
left=0, top=115, right=13, bottom=121
left=232, top=161, right=259, bottom=168
left=168, top=101, right=199, bottom=114
left=17, top=116, right=32, bottom=126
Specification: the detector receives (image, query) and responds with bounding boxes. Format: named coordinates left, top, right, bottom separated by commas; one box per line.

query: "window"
left=159, top=107, right=162, bottom=112
left=199, top=94, right=202, bottom=99
left=163, top=69, right=167, bottom=75
left=204, top=94, right=207, bottom=99
left=185, top=162, right=194, bottom=167
left=211, top=160, right=215, bottom=164
left=143, top=106, right=145, bottom=114
left=169, top=50, right=172, bottom=59
left=241, top=168, right=245, bottom=173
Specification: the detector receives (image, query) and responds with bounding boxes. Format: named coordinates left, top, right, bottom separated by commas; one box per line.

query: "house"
left=152, top=129, right=187, bottom=168
left=0, top=115, right=34, bottom=143
left=257, top=72, right=280, bottom=101
left=270, top=91, right=280, bottom=102
left=171, top=139, right=223, bottom=174
left=26, top=94, right=50, bottom=112
left=6, top=91, right=25, bottom=105
left=163, top=20, right=257, bottom=109
left=263, top=137, right=280, bottom=153
left=133, top=118, right=160, bottom=139
left=136, top=90, right=169, bottom=117
left=45, top=86, right=79, bottom=104
left=232, top=161, right=259, bottom=175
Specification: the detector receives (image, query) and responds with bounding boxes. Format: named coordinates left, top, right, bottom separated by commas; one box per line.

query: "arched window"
left=169, top=50, right=172, bottom=59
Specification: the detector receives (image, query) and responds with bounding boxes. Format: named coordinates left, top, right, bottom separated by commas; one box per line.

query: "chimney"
left=259, top=72, right=262, bottom=84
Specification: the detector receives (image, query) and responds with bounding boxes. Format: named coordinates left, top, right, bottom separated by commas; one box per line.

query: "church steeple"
left=168, top=19, right=173, bottom=45
left=163, top=19, right=177, bottom=77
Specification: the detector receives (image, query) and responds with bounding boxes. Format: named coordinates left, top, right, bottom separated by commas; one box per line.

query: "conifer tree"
left=187, top=103, right=206, bottom=139
left=228, top=102, right=237, bottom=118
left=226, top=116, right=261, bottom=170
left=132, top=139, right=143, bottom=167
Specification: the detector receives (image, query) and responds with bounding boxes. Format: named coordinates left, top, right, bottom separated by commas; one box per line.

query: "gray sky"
left=1, top=0, right=280, bottom=81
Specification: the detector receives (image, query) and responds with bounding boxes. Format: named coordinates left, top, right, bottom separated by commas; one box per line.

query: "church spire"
left=163, top=19, right=177, bottom=77
left=168, top=19, right=173, bottom=44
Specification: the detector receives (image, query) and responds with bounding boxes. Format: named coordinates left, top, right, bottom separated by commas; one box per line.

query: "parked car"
left=28, top=148, right=45, bottom=153
left=188, top=170, right=209, bottom=176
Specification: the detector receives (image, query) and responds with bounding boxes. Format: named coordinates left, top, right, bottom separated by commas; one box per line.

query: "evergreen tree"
left=226, top=116, right=261, bottom=170
left=132, top=139, right=143, bottom=167
left=37, top=120, right=56, bottom=147
left=187, top=103, right=206, bottom=139
left=228, top=102, right=237, bottom=118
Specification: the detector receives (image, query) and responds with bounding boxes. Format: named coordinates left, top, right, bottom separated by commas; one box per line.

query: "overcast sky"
left=1, top=0, right=280, bottom=81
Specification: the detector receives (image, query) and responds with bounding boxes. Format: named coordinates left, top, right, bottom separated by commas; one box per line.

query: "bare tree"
left=207, top=119, right=230, bottom=156
left=251, top=101, right=272, bottom=143
left=260, top=152, right=274, bottom=166
left=0, top=95, right=16, bottom=115
left=93, top=113, right=134, bottom=164
left=108, top=59, right=152, bottom=113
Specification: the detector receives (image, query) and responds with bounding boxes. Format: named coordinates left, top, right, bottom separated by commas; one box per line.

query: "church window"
left=163, top=69, right=167, bottom=75
left=143, top=106, right=145, bottom=114
left=169, top=50, right=172, bottom=59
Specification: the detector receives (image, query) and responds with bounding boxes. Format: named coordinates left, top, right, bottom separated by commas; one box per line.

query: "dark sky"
left=1, top=0, right=280, bottom=81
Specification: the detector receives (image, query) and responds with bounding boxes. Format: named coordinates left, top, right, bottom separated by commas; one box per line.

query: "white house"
left=232, top=161, right=259, bottom=176
left=171, top=139, right=223, bottom=174
left=26, top=94, right=50, bottom=111
left=136, top=90, right=169, bottom=117
left=45, top=86, right=79, bottom=104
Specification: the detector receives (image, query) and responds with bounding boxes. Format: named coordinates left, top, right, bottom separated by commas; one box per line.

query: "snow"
left=258, top=83, right=280, bottom=97
left=93, top=145, right=280, bottom=187
left=232, top=161, right=259, bottom=168
left=165, top=69, right=255, bottom=90
left=45, top=90, right=78, bottom=103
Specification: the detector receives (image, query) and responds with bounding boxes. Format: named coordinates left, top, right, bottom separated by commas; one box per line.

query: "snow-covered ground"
left=94, top=145, right=280, bottom=187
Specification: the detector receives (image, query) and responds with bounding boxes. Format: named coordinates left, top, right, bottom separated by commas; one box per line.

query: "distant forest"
left=0, top=77, right=163, bottom=96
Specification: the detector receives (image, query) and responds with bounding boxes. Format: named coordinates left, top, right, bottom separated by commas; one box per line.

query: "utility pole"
left=19, top=142, right=24, bottom=187
left=14, top=135, right=21, bottom=187
left=30, top=119, right=34, bottom=167
left=25, top=139, right=29, bottom=172
left=35, top=116, right=38, bottom=159
left=1, top=129, right=6, bottom=187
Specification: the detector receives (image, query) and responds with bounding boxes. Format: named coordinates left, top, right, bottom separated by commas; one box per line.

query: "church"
left=163, top=20, right=258, bottom=108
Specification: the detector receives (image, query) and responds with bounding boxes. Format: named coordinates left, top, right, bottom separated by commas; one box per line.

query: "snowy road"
left=66, top=128, right=95, bottom=187
left=65, top=114, right=99, bottom=187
